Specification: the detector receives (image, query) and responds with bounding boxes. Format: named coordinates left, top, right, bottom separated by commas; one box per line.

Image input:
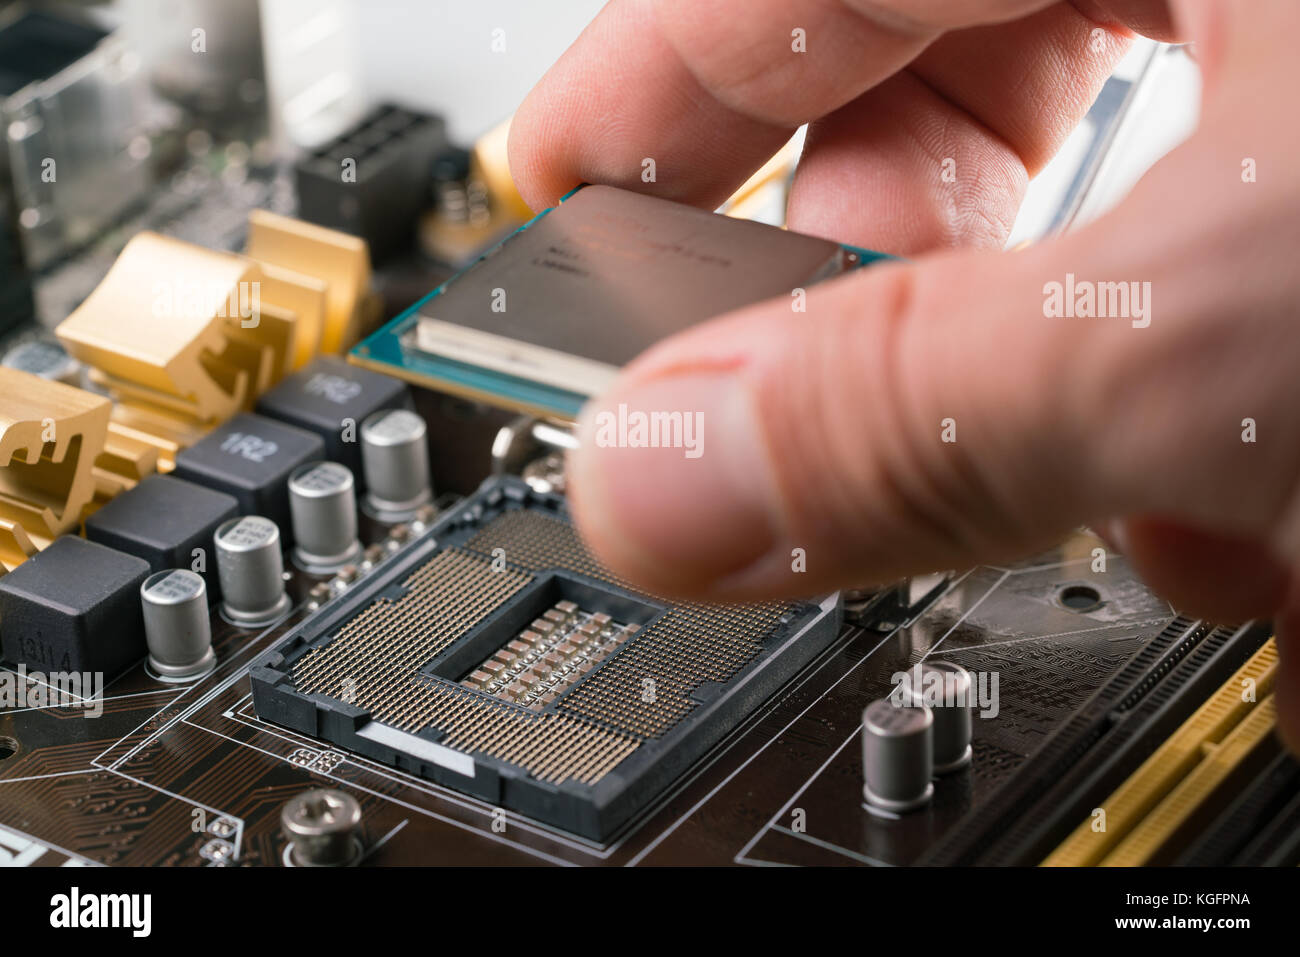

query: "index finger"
left=507, top=0, right=1059, bottom=212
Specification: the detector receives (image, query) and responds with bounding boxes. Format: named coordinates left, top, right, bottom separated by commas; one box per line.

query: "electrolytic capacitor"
left=862, top=698, right=934, bottom=814
left=899, top=660, right=974, bottom=774
left=360, top=408, right=431, bottom=521
left=140, top=569, right=215, bottom=681
left=215, top=515, right=291, bottom=626
left=288, top=461, right=362, bottom=573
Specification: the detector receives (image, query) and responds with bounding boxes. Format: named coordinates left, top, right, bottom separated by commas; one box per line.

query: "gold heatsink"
left=0, top=368, right=110, bottom=553
left=57, top=232, right=273, bottom=423
left=0, top=521, right=37, bottom=575
left=92, top=421, right=162, bottom=500
left=53, top=214, right=374, bottom=478
left=245, top=209, right=376, bottom=355
left=2, top=214, right=374, bottom=571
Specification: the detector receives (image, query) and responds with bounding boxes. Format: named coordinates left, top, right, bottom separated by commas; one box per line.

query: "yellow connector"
left=1043, top=638, right=1278, bottom=866
left=1101, top=695, right=1278, bottom=866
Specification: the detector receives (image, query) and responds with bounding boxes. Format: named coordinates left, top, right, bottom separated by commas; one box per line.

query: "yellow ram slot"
left=1042, top=638, right=1277, bottom=866
left=1101, top=695, right=1278, bottom=866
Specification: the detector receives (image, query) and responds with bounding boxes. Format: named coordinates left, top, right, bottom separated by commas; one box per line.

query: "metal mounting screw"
left=281, top=788, right=362, bottom=866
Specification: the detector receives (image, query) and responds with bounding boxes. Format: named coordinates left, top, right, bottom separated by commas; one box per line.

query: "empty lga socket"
left=251, top=476, right=839, bottom=839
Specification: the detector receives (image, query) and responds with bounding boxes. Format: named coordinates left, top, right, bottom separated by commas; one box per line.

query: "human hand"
left=509, top=1, right=1300, bottom=745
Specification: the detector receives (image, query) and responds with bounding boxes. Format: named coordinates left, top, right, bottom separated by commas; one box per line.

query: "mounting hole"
left=0, top=736, right=19, bottom=760
left=1058, top=583, right=1103, bottom=613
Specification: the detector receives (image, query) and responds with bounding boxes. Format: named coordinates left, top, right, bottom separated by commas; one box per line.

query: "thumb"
left=567, top=124, right=1300, bottom=601
left=570, top=239, right=1105, bottom=599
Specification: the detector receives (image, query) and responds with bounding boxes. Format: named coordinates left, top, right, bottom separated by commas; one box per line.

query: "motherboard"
left=0, top=2, right=1294, bottom=887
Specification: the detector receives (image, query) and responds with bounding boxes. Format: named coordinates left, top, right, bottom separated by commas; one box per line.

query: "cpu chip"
left=352, top=184, right=890, bottom=418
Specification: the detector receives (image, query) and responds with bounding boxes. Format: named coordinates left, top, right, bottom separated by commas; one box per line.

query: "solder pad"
left=251, top=476, right=840, bottom=839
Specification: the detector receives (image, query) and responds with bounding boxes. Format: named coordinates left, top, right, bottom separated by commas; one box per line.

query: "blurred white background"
left=256, top=0, right=1197, bottom=244
left=261, top=0, right=604, bottom=146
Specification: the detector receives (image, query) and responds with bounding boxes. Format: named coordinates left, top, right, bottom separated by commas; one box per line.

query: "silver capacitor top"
left=140, top=569, right=215, bottom=681
left=862, top=698, right=934, bottom=814
left=288, top=461, right=362, bottom=573
left=360, top=408, right=431, bottom=521
left=215, top=515, right=291, bottom=626
left=898, top=660, right=974, bottom=773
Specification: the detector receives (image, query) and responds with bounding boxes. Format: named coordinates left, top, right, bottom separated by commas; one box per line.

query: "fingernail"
left=572, top=371, right=784, bottom=592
